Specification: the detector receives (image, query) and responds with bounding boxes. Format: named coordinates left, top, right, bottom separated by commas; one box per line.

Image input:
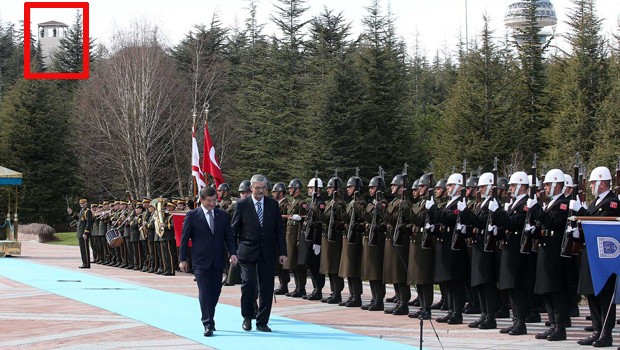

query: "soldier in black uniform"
left=362, top=175, right=388, bottom=311
left=459, top=172, right=500, bottom=329
left=301, top=177, right=326, bottom=301
left=67, top=198, right=93, bottom=268
left=272, top=182, right=291, bottom=294
left=430, top=178, right=449, bottom=311
left=527, top=169, right=571, bottom=341
left=321, top=176, right=346, bottom=304
left=283, top=179, right=308, bottom=297
left=339, top=174, right=365, bottom=307
left=426, top=173, right=468, bottom=325
left=90, top=204, right=101, bottom=264
left=571, top=166, right=620, bottom=347
left=383, top=173, right=411, bottom=315
left=408, top=174, right=436, bottom=320
left=489, top=171, right=530, bottom=336
left=462, top=175, right=481, bottom=315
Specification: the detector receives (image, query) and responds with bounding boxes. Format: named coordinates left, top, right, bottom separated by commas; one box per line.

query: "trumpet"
left=69, top=219, right=78, bottom=227
left=94, top=209, right=112, bottom=219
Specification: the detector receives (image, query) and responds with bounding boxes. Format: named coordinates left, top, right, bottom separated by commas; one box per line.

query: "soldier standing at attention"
left=68, top=198, right=93, bottom=269
left=320, top=175, right=346, bottom=304
left=283, top=179, right=308, bottom=297
left=272, top=182, right=291, bottom=295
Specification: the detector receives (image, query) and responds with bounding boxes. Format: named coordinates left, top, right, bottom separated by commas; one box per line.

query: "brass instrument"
left=94, top=209, right=112, bottom=219
left=69, top=219, right=78, bottom=227
left=150, top=198, right=166, bottom=238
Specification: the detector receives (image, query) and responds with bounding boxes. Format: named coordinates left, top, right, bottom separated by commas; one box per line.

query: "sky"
left=1, top=0, right=618, bottom=56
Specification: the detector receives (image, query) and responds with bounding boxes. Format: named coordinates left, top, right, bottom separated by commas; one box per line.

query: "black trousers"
left=587, top=275, right=617, bottom=336
left=239, top=255, right=276, bottom=326
left=508, top=287, right=529, bottom=323
left=160, top=240, right=175, bottom=274
left=306, top=251, right=325, bottom=292
left=328, top=274, right=344, bottom=295
left=446, top=279, right=466, bottom=314
left=543, top=291, right=570, bottom=326
left=369, top=280, right=386, bottom=303
left=416, top=284, right=434, bottom=310
left=347, top=277, right=363, bottom=298
left=293, top=266, right=307, bottom=291
left=395, top=283, right=411, bottom=303
left=195, top=268, right=223, bottom=329
left=78, top=237, right=90, bottom=267
left=477, top=283, right=500, bottom=317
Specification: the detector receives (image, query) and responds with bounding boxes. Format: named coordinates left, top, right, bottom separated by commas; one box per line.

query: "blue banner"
left=581, top=221, right=620, bottom=300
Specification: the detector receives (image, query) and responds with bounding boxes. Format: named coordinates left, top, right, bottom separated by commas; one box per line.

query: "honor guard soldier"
left=362, top=173, right=388, bottom=311
left=217, top=183, right=233, bottom=216
left=458, top=172, right=500, bottom=329
left=159, top=201, right=177, bottom=276
left=430, top=178, right=449, bottom=311
left=272, top=182, right=291, bottom=295
left=571, top=166, right=620, bottom=347
left=339, top=173, right=365, bottom=307
left=301, top=177, right=325, bottom=301
left=489, top=171, right=530, bottom=336
left=383, top=172, right=412, bottom=315
left=68, top=198, right=93, bottom=268
left=426, top=173, right=469, bottom=325
left=320, top=175, right=346, bottom=304
left=408, top=174, right=436, bottom=320
left=283, top=179, right=308, bottom=297
left=463, top=175, right=481, bottom=315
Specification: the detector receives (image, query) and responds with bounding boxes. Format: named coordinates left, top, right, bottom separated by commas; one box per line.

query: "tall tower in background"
left=37, top=20, right=68, bottom=67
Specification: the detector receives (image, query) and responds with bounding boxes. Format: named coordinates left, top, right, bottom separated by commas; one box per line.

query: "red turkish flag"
left=203, top=120, right=224, bottom=188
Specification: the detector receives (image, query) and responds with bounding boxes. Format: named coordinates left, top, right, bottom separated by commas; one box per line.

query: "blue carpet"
left=0, top=259, right=419, bottom=350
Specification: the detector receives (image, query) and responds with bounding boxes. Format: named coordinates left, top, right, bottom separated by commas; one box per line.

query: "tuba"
left=150, top=198, right=167, bottom=238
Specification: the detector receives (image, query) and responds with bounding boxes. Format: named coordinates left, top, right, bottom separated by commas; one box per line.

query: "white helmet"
left=589, top=166, right=612, bottom=181
left=307, top=178, right=323, bottom=188
left=509, top=171, right=529, bottom=185
left=528, top=175, right=541, bottom=188
left=564, top=174, right=574, bottom=187
left=447, top=173, right=463, bottom=185
left=478, top=172, right=494, bottom=197
left=543, top=169, right=565, bottom=183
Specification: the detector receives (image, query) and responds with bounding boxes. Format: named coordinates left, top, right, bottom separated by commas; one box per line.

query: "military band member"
left=362, top=175, right=388, bottom=311
left=283, top=179, right=308, bottom=297
left=67, top=198, right=93, bottom=268
left=383, top=174, right=412, bottom=316
left=99, top=201, right=112, bottom=265
left=489, top=171, right=530, bottom=335
left=339, top=174, right=365, bottom=307
left=301, top=177, right=325, bottom=301
left=129, top=202, right=144, bottom=270
left=571, top=166, right=620, bottom=347
left=159, top=201, right=177, bottom=276
left=91, top=204, right=101, bottom=263
left=320, top=176, right=346, bottom=304
left=119, top=201, right=132, bottom=268
left=408, top=174, right=435, bottom=320
left=272, top=182, right=291, bottom=294
left=145, top=199, right=159, bottom=273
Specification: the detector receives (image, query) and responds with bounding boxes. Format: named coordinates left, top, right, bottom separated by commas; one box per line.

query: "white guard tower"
left=504, top=0, right=557, bottom=45
left=37, top=20, right=68, bottom=67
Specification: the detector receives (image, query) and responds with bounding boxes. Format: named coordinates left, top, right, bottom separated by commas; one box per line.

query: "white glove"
left=526, top=198, right=538, bottom=209
left=492, top=225, right=498, bottom=236
left=569, top=199, right=582, bottom=212
left=488, top=199, right=499, bottom=212
left=424, top=222, right=435, bottom=232
left=504, top=202, right=511, bottom=211
left=570, top=227, right=580, bottom=239
left=524, top=223, right=535, bottom=234
left=313, top=244, right=321, bottom=255
left=425, top=196, right=435, bottom=210
left=457, top=199, right=466, bottom=212
left=292, top=214, right=302, bottom=221
left=459, top=223, right=467, bottom=234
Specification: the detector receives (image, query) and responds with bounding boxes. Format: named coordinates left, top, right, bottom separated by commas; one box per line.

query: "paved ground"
left=0, top=241, right=617, bottom=349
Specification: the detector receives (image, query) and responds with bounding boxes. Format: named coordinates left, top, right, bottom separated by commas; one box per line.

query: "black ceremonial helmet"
left=217, top=183, right=231, bottom=192
left=466, top=176, right=479, bottom=188
left=238, top=180, right=251, bottom=192
left=411, top=179, right=420, bottom=190
left=497, top=177, right=509, bottom=192
left=435, top=178, right=447, bottom=189
left=273, top=182, right=286, bottom=193
left=326, top=177, right=343, bottom=189
left=346, top=176, right=363, bottom=192
left=419, top=174, right=432, bottom=187
left=369, top=176, right=385, bottom=191
left=288, top=178, right=303, bottom=189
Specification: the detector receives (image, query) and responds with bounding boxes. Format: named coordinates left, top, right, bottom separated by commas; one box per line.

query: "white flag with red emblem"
left=203, top=120, right=224, bottom=188
left=192, top=125, right=206, bottom=191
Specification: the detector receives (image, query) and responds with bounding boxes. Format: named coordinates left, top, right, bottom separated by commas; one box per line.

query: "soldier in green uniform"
left=362, top=174, right=388, bottom=311
left=129, top=202, right=144, bottom=270
left=339, top=174, right=365, bottom=307
left=159, top=201, right=177, bottom=276
left=217, top=183, right=233, bottom=216
left=408, top=174, right=436, bottom=320
left=283, top=179, right=308, bottom=297
left=99, top=201, right=111, bottom=265
left=320, top=175, right=346, bottom=304
left=67, top=198, right=93, bottom=268
left=272, top=182, right=291, bottom=295
left=383, top=173, right=412, bottom=316
left=90, top=203, right=101, bottom=264
left=301, top=177, right=326, bottom=301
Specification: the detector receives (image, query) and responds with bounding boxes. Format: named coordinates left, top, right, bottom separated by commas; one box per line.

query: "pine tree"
left=51, top=11, right=97, bottom=81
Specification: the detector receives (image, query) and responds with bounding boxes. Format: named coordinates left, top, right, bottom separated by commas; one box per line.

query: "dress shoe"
left=447, top=313, right=463, bottom=325
left=204, top=328, right=213, bottom=337
left=147, top=269, right=154, bottom=273
left=508, top=322, right=527, bottom=335
left=285, top=290, right=296, bottom=297
left=478, top=317, right=496, bottom=329
left=346, top=297, right=362, bottom=307
left=126, top=265, right=134, bottom=269
left=119, top=264, right=128, bottom=268
left=535, top=325, right=555, bottom=339
left=593, top=335, right=613, bottom=347
left=326, top=294, right=341, bottom=304
left=392, top=304, right=409, bottom=315
left=291, top=290, right=306, bottom=298
left=495, top=306, right=510, bottom=319
left=524, top=311, right=540, bottom=323
left=570, top=304, right=580, bottom=317
left=361, top=299, right=375, bottom=310
left=384, top=306, right=395, bottom=314
left=163, top=272, right=175, bottom=276
left=468, top=315, right=485, bottom=328
left=578, top=333, right=601, bottom=346
left=256, top=324, right=272, bottom=332
left=436, top=312, right=452, bottom=323
left=463, top=302, right=480, bottom=314
left=78, top=265, right=90, bottom=269
left=430, top=299, right=444, bottom=310
left=585, top=326, right=595, bottom=332
left=368, top=302, right=384, bottom=311
left=546, top=326, right=566, bottom=341
left=499, top=323, right=515, bottom=334
left=274, top=286, right=288, bottom=295
left=339, top=296, right=353, bottom=306
left=242, top=318, right=252, bottom=331
left=306, top=292, right=322, bottom=301
left=321, top=294, right=331, bottom=303
left=385, top=295, right=398, bottom=303
left=418, top=310, right=432, bottom=320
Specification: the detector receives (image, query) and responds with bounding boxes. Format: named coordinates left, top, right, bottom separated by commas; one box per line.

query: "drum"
left=105, top=229, right=125, bottom=248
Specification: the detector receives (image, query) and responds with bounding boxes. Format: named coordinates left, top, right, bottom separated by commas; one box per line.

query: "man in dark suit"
left=231, top=174, right=287, bottom=332
left=179, top=186, right=237, bottom=337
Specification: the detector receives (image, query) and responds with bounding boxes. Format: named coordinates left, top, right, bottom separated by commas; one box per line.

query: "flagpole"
left=192, top=109, right=198, bottom=199
left=204, top=104, right=211, bottom=188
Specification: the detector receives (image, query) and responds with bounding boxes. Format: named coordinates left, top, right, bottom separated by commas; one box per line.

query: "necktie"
left=207, top=210, right=214, bottom=233
left=256, top=202, right=263, bottom=226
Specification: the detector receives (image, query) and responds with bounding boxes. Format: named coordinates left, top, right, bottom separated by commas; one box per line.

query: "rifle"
left=303, top=170, right=319, bottom=241
left=520, top=154, right=537, bottom=254
left=346, top=168, right=361, bottom=244
left=561, top=152, right=580, bottom=258
left=368, top=166, right=384, bottom=246
left=421, top=164, right=434, bottom=249
left=327, top=169, right=339, bottom=242
left=484, top=157, right=498, bottom=252
left=452, top=159, right=467, bottom=251
left=616, top=157, right=620, bottom=196
left=393, top=163, right=408, bottom=246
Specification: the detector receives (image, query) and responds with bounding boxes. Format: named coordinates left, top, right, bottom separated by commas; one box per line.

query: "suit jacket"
left=179, top=207, right=237, bottom=270
left=231, top=196, right=286, bottom=262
